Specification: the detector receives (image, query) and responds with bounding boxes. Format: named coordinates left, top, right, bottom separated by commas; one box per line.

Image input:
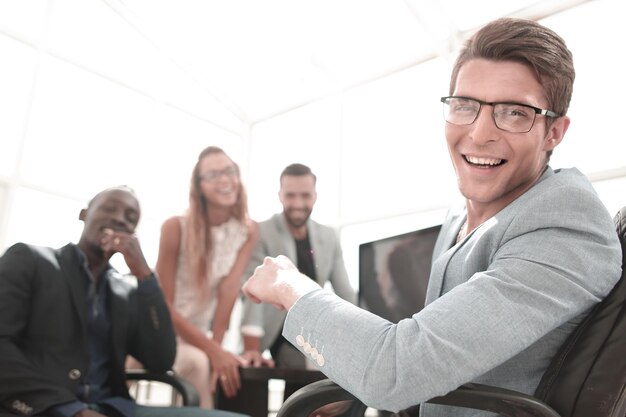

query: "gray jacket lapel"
left=425, top=212, right=466, bottom=305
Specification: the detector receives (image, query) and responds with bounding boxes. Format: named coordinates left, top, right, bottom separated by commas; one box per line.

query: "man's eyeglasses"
left=440, top=96, right=560, bottom=133
left=198, top=166, right=238, bottom=182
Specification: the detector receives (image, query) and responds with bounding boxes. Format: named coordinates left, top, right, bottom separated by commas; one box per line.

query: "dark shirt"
left=295, top=234, right=317, bottom=282
left=82, top=255, right=113, bottom=402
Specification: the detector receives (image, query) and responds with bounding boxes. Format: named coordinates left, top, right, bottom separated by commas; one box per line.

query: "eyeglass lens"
left=442, top=97, right=538, bottom=133
left=199, top=166, right=238, bottom=182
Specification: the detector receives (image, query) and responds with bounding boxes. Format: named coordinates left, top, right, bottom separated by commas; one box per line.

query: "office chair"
left=277, top=206, right=626, bottom=417
left=126, top=370, right=200, bottom=407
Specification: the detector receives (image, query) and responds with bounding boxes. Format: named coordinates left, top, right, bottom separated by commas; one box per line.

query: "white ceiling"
left=111, top=0, right=591, bottom=125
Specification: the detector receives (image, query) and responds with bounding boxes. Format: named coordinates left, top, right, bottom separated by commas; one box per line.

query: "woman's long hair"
left=185, top=146, right=249, bottom=292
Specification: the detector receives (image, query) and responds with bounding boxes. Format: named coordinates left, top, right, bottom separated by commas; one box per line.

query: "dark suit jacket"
left=0, top=243, right=176, bottom=416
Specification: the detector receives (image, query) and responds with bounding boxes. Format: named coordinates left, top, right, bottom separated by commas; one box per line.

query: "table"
left=215, top=367, right=326, bottom=417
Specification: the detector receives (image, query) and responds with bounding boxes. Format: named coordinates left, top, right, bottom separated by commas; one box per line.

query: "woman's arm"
left=155, top=216, right=248, bottom=398
left=212, top=219, right=259, bottom=343
left=155, top=217, right=223, bottom=355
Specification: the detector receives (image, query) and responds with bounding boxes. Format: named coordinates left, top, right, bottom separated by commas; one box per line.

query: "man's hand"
left=75, top=409, right=107, bottom=417
left=101, top=228, right=151, bottom=280
left=241, top=349, right=275, bottom=368
left=242, top=256, right=321, bottom=310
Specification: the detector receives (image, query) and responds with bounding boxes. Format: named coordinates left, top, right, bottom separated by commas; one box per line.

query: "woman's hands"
left=208, top=346, right=246, bottom=398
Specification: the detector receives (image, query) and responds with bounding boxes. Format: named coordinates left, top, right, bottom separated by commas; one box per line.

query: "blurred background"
left=1, top=0, right=625, bottom=291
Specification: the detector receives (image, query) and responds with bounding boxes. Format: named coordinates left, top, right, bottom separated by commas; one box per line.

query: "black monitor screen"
left=358, top=224, right=441, bottom=323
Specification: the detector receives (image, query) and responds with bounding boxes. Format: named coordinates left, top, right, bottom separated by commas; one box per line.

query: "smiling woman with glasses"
left=135, top=145, right=259, bottom=408
left=441, top=96, right=560, bottom=133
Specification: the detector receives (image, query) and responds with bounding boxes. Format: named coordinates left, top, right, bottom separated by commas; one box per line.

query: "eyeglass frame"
left=440, top=96, right=560, bottom=133
left=197, top=166, right=239, bottom=182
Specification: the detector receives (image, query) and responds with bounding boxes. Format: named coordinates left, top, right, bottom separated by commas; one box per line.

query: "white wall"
left=0, top=0, right=247, bottom=269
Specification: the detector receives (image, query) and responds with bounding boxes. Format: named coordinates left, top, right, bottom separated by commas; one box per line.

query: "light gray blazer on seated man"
left=241, top=212, right=356, bottom=354
left=281, top=167, right=622, bottom=416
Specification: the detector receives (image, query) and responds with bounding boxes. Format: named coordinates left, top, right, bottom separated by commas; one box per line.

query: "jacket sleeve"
left=125, top=274, right=177, bottom=372
left=282, top=182, right=622, bottom=412
left=0, top=244, right=78, bottom=415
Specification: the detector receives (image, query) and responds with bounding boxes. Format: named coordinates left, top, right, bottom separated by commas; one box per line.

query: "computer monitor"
left=358, top=224, right=441, bottom=323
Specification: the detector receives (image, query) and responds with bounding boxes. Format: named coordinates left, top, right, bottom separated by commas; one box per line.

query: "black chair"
left=126, top=369, right=200, bottom=407
left=277, top=207, right=626, bottom=417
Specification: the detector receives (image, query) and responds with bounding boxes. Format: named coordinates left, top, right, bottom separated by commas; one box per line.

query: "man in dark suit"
left=0, top=186, right=245, bottom=417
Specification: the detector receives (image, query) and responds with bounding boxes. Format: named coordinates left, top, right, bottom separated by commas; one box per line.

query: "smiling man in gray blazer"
left=243, top=18, right=623, bottom=417
left=240, top=164, right=355, bottom=396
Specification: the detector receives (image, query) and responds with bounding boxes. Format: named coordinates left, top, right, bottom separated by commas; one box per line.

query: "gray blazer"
left=282, top=167, right=622, bottom=416
left=241, top=213, right=356, bottom=351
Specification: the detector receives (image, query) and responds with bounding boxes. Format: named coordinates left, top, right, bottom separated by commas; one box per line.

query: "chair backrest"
left=534, top=206, right=626, bottom=417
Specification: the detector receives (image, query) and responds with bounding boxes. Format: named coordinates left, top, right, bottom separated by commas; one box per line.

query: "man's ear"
left=79, top=208, right=87, bottom=221
left=544, top=116, right=570, bottom=151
